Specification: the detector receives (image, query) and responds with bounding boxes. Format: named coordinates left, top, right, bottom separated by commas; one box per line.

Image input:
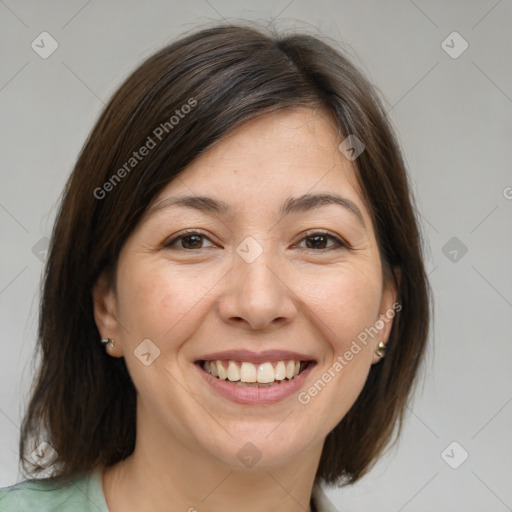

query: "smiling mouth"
left=197, top=359, right=314, bottom=387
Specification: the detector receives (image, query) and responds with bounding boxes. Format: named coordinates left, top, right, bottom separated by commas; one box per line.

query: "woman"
left=0, top=22, right=431, bottom=511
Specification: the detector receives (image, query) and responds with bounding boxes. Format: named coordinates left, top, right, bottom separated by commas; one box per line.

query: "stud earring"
left=375, top=341, right=387, bottom=358
left=100, top=338, right=115, bottom=350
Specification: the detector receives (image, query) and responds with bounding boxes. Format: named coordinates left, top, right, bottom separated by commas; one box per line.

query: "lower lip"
left=195, top=363, right=315, bottom=405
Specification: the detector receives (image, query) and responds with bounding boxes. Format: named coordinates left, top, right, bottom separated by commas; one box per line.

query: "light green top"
left=0, top=466, right=339, bottom=511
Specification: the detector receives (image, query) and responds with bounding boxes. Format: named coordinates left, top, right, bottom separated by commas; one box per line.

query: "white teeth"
left=202, top=359, right=307, bottom=383
left=285, top=361, right=295, bottom=379
left=257, top=362, right=275, bottom=383
left=274, top=361, right=286, bottom=380
left=240, top=362, right=257, bottom=382
left=216, top=361, right=227, bottom=380
left=227, top=361, right=240, bottom=382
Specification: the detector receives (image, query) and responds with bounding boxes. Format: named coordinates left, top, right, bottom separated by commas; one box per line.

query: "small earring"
left=101, top=338, right=115, bottom=350
left=376, top=341, right=387, bottom=358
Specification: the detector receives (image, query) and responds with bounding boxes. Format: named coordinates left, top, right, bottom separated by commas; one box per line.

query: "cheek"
left=296, top=269, right=382, bottom=430
left=116, top=260, right=224, bottom=361
left=305, top=265, right=383, bottom=348
left=114, top=264, right=205, bottom=396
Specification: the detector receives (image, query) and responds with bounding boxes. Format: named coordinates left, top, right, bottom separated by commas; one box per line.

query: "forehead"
left=159, top=108, right=363, bottom=200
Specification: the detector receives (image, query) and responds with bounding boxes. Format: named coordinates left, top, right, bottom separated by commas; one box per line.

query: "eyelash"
left=163, top=229, right=349, bottom=252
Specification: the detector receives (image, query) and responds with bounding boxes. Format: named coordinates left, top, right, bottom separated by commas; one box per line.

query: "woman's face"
left=94, top=108, right=397, bottom=471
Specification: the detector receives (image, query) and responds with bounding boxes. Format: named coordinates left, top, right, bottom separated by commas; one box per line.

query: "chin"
left=199, top=423, right=318, bottom=470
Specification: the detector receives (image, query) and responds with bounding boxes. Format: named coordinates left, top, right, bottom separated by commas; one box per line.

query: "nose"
left=216, top=246, right=298, bottom=331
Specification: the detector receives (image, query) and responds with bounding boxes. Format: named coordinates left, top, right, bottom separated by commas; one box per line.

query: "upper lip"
left=195, top=350, right=316, bottom=365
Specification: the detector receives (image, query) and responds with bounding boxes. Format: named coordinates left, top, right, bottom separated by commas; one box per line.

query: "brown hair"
left=19, top=21, right=431, bottom=487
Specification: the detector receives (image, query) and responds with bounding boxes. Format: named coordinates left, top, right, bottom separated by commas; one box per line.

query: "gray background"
left=1, top=1, right=511, bottom=510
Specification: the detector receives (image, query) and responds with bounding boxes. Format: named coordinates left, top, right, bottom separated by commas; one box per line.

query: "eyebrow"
left=144, top=192, right=365, bottom=228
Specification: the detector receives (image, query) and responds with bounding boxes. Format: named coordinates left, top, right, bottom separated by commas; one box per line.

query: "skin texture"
left=93, top=108, right=397, bottom=512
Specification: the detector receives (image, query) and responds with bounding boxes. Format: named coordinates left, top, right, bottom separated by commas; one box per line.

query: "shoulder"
left=0, top=468, right=108, bottom=512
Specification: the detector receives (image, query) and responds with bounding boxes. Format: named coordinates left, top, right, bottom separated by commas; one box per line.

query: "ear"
left=371, top=267, right=401, bottom=364
left=92, top=271, right=124, bottom=357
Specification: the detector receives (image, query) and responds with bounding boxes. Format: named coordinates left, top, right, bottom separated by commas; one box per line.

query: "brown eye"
left=179, top=234, right=204, bottom=249
left=296, top=232, right=347, bottom=251
left=164, top=231, right=215, bottom=250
